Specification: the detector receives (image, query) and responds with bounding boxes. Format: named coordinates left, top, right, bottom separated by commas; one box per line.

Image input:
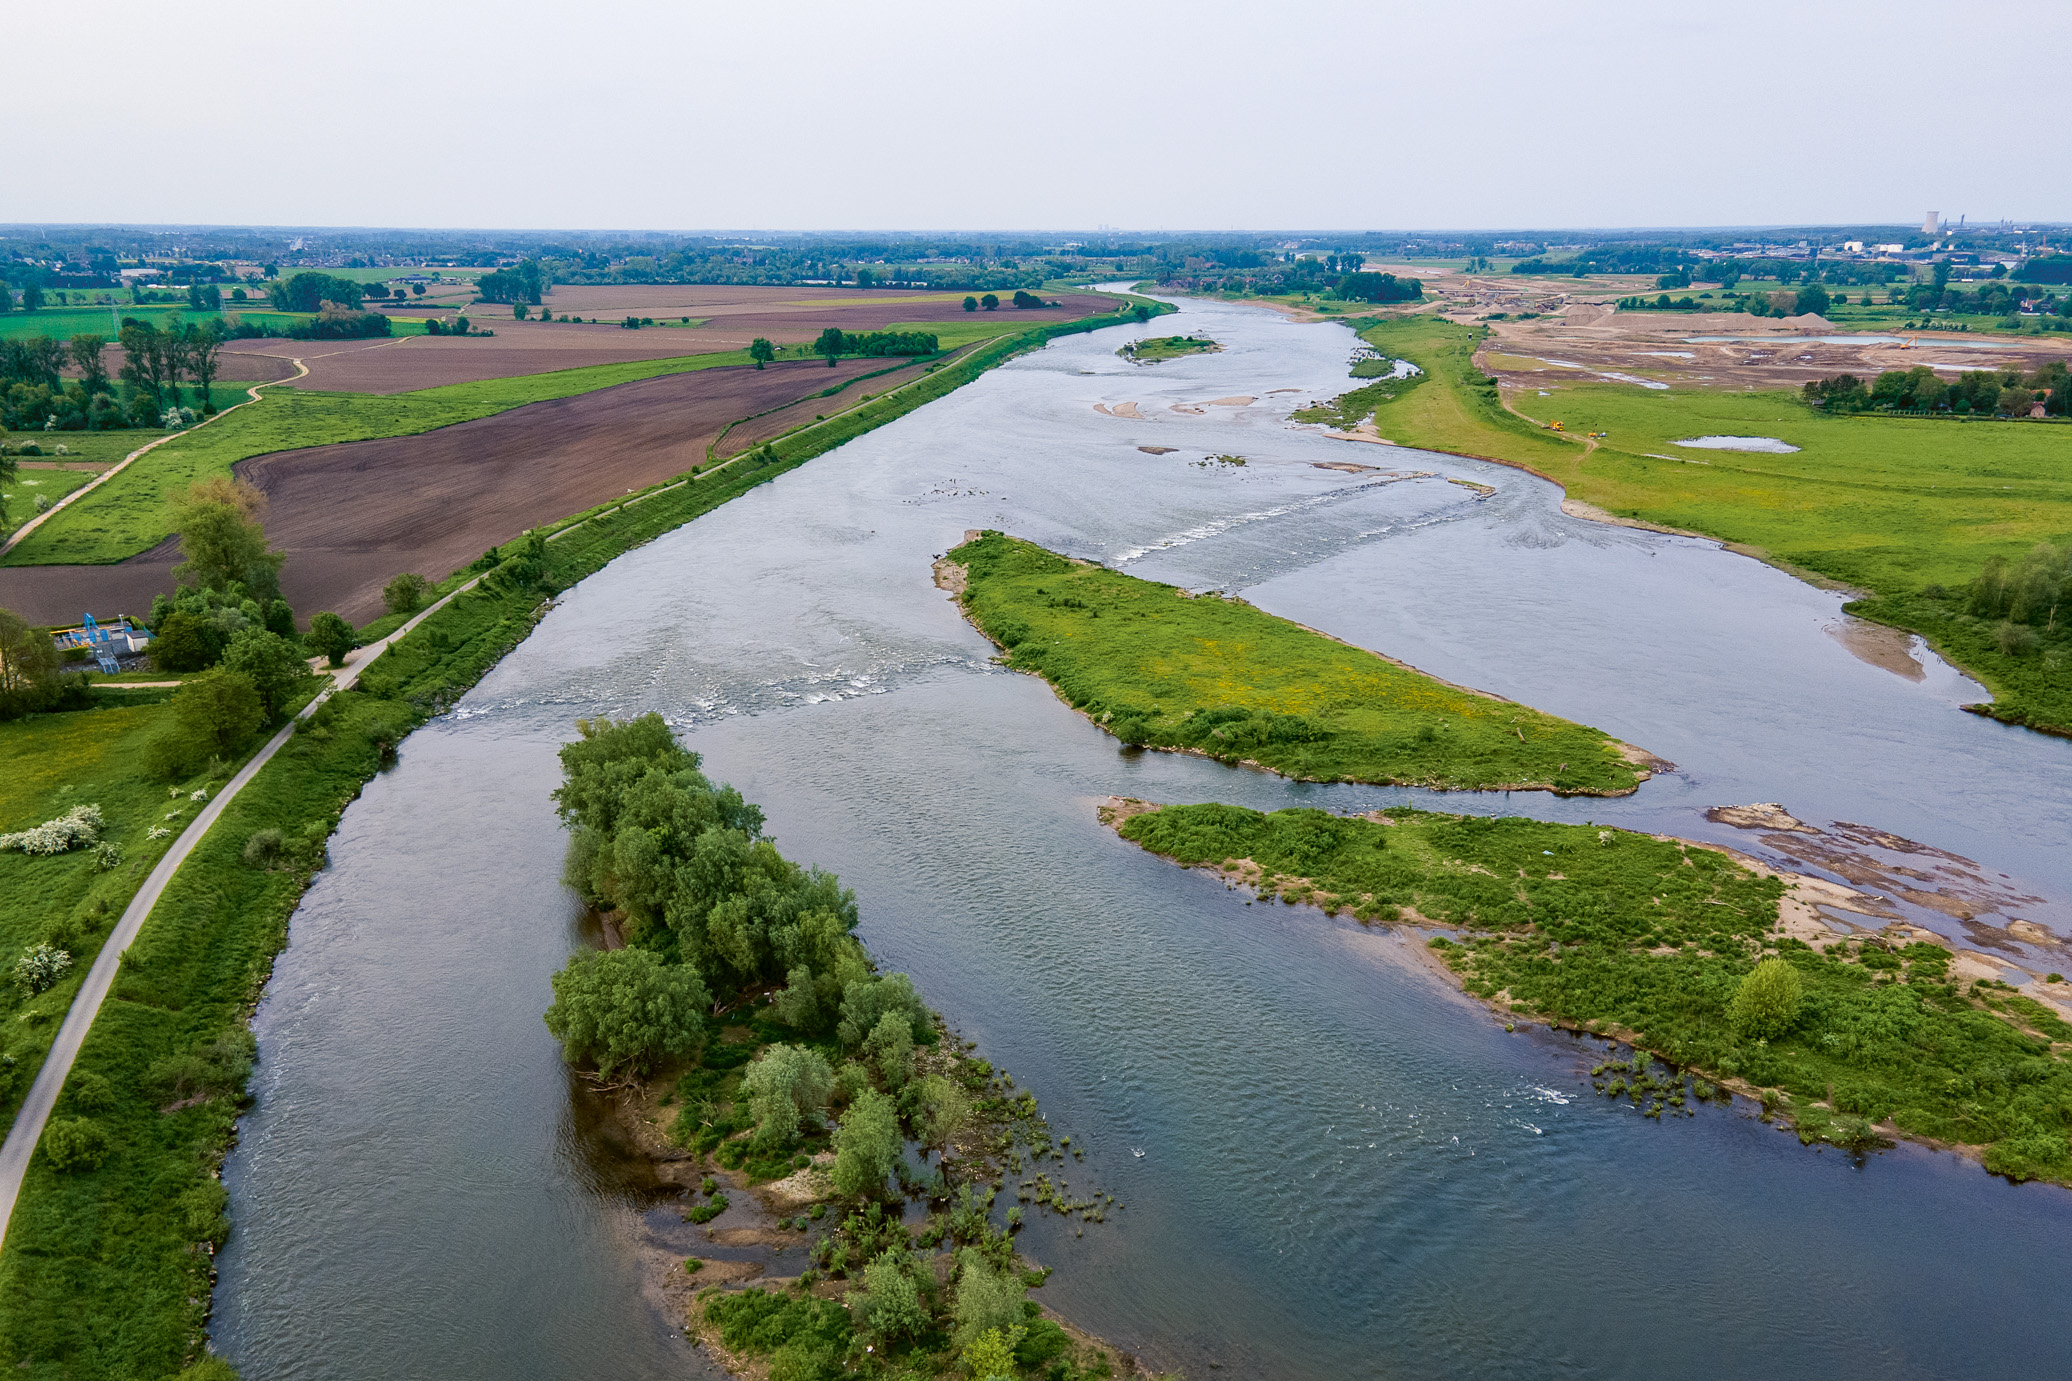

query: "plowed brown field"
left=0, top=356, right=921, bottom=627
left=201, top=285, right=1112, bottom=393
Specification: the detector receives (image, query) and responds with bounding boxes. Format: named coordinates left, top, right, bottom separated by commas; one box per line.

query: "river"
left=214, top=294, right=2072, bottom=1379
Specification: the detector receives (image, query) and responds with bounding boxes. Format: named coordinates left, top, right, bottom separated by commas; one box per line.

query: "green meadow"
left=949, top=532, right=1648, bottom=796
left=1320, top=314, right=2072, bottom=732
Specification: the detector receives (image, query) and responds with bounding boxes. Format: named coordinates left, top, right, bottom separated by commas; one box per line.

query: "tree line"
left=1803, top=360, right=2068, bottom=417
left=0, top=316, right=233, bottom=432
left=811, top=328, right=940, bottom=365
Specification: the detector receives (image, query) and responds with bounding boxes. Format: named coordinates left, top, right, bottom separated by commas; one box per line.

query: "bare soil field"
left=1475, top=309, right=2071, bottom=393
left=0, top=357, right=912, bottom=627
left=216, top=328, right=715, bottom=393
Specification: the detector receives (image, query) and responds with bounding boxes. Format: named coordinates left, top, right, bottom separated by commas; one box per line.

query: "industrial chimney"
left=1922, top=211, right=1939, bottom=234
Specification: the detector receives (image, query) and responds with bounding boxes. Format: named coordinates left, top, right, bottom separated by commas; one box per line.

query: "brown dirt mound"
left=0, top=357, right=906, bottom=627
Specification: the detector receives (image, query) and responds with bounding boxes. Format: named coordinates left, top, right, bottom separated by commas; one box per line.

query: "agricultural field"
left=0, top=354, right=927, bottom=623
left=945, top=531, right=1654, bottom=796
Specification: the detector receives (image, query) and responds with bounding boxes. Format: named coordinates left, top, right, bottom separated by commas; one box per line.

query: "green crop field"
left=949, top=532, right=1649, bottom=796
left=3, top=348, right=756, bottom=568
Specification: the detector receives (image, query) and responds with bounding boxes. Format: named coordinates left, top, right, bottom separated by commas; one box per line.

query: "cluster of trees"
left=475, top=260, right=547, bottom=305
left=810, top=328, right=939, bottom=365
left=1335, top=271, right=1423, bottom=304
left=1805, top=360, right=2068, bottom=417
left=266, top=272, right=363, bottom=313
left=0, top=607, right=90, bottom=719
left=2016, top=256, right=2072, bottom=285
left=541, top=716, right=966, bottom=1198
left=133, top=477, right=322, bottom=775
left=0, top=317, right=230, bottom=432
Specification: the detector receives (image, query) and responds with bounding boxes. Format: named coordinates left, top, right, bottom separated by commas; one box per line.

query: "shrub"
left=383, top=571, right=430, bottom=615
left=953, top=1248, right=1027, bottom=1350
left=741, top=1044, right=835, bottom=1148
left=40, top=1116, right=110, bottom=1171
left=14, top=943, right=74, bottom=994
left=146, top=667, right=264, bottom=779
left=243, top=828, right=285, bottom=867
left=0, top=802, right=105, bottom=854
left=542, top=947, right=709, bottom=1076
left=1729, top=957, right=1805, bottom=1039
left=831, top=1087, right=901, bottom=1198
left=960, top=1325, right=1025, bottom=1381
left=854, top=1248, right=929, bottom=1340
left=64, top=1069, right=114, bottom=1114
left=307, top=610, right=356, bottom=667
left=147, top=1031, right=256, bottom=1104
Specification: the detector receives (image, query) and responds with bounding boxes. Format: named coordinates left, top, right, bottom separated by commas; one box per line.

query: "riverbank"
left=0, top=299, right=1167, bottom=1380
left=940, top=531, right=1660, bottom=797
left=1270, top=308, right=2072, bottom=740
left=1102, top=797, right=2072, bottom=1186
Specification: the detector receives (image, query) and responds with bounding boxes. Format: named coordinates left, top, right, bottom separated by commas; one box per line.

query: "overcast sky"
left=9, top=0, right=2069, bottom=233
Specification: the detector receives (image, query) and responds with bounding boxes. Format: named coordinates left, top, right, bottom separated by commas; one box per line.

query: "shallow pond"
left=215, top=294, right=2072, bottom=1379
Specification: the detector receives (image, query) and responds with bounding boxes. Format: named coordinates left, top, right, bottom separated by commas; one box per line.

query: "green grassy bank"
left=1308, top=313, right=2072, bottom=733
left=1115, top=801, right=2072, bottom=1183
left=0, top=299, right=1161, bottom=1380
left=946, top=532, right=1649, bottom=796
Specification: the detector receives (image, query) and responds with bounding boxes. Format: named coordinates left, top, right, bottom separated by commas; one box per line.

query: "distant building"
left=1843, top=241, right=1865, bottom=253
left=1923, top=212, right=1940, bottom=234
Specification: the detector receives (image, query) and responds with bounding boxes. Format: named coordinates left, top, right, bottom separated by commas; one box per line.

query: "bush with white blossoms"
left=0, top=804, right=105, bottom=855
left=148, top=826, right=173, bottom=840
left=14, top=945, right=73, bottom=995
left=189, top=789, right=208, bottom=802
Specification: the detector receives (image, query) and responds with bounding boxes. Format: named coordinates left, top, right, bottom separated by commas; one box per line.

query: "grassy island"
left=1117, top=334, right=1220, bottom=364
left=547, top=716, right=1134, bottom=1381
left=944, top=532, right=1654, bottom=796
left=1111, top=799, right=2072, bottom=1184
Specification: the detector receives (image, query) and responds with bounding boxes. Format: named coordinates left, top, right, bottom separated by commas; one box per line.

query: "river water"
left=215, top=295, right=2072, bottom=1379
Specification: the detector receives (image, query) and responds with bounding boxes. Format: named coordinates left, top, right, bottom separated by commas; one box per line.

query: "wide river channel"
left=214, top=294, right=2072, bottom=1379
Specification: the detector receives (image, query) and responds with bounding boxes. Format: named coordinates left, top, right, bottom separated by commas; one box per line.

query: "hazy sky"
left=10, top=0, right=2070, bottom=233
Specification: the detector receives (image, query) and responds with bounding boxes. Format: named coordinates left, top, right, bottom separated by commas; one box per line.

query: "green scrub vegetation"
left=1117, top=333, right=1220, bottom=363
left=947, top=532, right=1649, bottom=796
left=1322, top=313, right=2072, bottom=739
left=1117, top=801, right=2072, bottom=1184
left=551, top=717, right=1125, bottom=1381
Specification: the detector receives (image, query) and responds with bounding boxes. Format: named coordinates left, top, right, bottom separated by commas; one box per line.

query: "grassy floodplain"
left=1310, top=313, right=2072, bottom=734
left=0, top=297, right=1166, bottom=1380
left=1115, top=801, right=2072, bottom=1183
left=946, top=532, right=1651, bottom=796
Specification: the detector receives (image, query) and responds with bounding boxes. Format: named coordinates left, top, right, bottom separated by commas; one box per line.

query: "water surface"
left=217, top=294, right=2072, bottom=1380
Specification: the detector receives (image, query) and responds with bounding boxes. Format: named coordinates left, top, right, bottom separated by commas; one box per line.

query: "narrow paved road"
left=0, top=576, right=472, bottom=1246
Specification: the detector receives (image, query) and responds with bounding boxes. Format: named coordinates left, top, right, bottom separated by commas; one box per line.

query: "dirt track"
left=0, top=357, right=918, bottom=627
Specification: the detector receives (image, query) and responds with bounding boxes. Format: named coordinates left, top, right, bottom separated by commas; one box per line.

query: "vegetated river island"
left=540, top=714, right=1137, bottom=1381
left=938, top=530, right=1663, bottom=796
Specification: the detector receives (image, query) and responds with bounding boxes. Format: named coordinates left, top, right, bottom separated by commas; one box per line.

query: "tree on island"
left=749, top=337, right=776, bottom=369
